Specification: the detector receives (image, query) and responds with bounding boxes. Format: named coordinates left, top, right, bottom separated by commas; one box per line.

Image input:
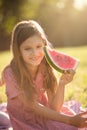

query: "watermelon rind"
left=44, top=47, right=64, bottom=73
left=43, top=46, right=79, bottom=73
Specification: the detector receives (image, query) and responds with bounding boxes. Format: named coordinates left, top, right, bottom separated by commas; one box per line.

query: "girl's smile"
left=20, top=35, right=45, bottom=68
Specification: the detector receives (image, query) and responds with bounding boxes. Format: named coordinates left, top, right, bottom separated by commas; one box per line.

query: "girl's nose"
left=32, top=49, right=37, bottom=55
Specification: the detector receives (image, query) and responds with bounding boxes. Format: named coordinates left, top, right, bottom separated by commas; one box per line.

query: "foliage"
left=0, top=46, right=87, bottom=108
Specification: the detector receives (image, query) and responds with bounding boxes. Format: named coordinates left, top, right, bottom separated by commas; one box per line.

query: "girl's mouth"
left=31, top=56, right=40, bottom=61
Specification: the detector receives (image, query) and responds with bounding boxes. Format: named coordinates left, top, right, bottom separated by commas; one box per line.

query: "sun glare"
left=74, top=0, right=87, bottom=10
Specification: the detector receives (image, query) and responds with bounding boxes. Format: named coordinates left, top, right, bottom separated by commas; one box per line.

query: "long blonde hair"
left=10, top=20, right=57, bottom=101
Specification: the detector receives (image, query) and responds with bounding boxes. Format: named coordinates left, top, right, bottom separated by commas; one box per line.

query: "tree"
left=0, top=0, right=27, bottom=50
left=0, top=0, right=59, bottom=50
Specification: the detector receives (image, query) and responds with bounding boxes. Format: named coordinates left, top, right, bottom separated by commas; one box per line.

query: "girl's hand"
left=71, top=111, right=87, bottom=128
left=59, top=69, right=75, bottom=86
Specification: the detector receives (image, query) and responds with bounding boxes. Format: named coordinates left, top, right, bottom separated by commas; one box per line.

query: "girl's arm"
left=31, top=100, right=71, bottom=124
left=48, top=70, right=75, bottom=111
left=30, top=100, right=87, bottom=128
left=49, top=81, right=65, bottom=111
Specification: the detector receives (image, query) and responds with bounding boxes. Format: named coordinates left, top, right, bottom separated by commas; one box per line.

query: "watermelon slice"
left=43, top=46, right=79, bottom=73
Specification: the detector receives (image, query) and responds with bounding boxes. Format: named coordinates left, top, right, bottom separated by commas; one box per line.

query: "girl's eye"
left=24, top=48, right=31, bottom=50
left=37, top=45, right=42, bottom=48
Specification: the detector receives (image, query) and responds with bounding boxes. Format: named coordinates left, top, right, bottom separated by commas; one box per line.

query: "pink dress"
left=3, top=66, right=84, bottom=130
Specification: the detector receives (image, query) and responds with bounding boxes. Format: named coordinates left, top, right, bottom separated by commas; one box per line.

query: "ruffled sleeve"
left=3, top=66, right=22, bottom=99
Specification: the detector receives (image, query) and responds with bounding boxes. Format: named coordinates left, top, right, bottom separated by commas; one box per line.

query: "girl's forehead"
left=21, top=35, right=44, bottom=47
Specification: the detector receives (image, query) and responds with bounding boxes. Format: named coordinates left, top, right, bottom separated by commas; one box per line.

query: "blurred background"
left=0, top=0, right=87, bottom=107
left=0, top=0, right=87, bottom=51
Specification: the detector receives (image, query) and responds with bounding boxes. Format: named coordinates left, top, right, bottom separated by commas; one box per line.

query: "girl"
left=0, top=20, right=87, bottom=130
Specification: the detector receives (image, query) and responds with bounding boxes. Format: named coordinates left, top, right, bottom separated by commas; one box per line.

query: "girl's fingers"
left=79, top=111, right=87, bottom=116
left=64, top=69, right=75, bottom=75
left=70, top=70, right=76, bottom=75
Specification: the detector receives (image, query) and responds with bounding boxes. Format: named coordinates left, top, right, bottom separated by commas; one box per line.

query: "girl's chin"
left=29, top=61, right=41, bottom=66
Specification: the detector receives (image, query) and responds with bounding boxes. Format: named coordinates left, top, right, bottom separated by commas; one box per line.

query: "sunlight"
left=57, top=2, right=65, bottom=9
left=74, top=0, right=87, bottom=10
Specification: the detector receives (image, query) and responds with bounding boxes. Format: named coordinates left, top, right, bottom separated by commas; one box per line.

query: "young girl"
left=0, top=20, right=87, bottom=130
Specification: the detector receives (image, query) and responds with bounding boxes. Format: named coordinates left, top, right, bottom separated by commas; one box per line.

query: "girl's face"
left=20, top=35, right=45, bottom=68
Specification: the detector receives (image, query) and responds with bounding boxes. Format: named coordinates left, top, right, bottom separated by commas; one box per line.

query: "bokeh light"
left=74, top=0, right=87, bottom=10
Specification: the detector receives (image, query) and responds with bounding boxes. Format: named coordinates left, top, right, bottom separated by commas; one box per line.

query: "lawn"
left=0, top=51, right=12, bottom=103
left=0, top=46, right=87, bottom=107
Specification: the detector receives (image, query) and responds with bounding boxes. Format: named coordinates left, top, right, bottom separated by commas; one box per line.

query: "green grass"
left=0, top=51, right=12, bottom=103
left=0, top=46, right=87, bottom=108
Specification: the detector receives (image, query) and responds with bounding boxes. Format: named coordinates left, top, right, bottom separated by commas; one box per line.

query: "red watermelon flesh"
left=43, top=46, right=79, bottom=73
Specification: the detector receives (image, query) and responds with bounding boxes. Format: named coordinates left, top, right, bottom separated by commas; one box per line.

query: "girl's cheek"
left=40, top=50, right=44, bottom=57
